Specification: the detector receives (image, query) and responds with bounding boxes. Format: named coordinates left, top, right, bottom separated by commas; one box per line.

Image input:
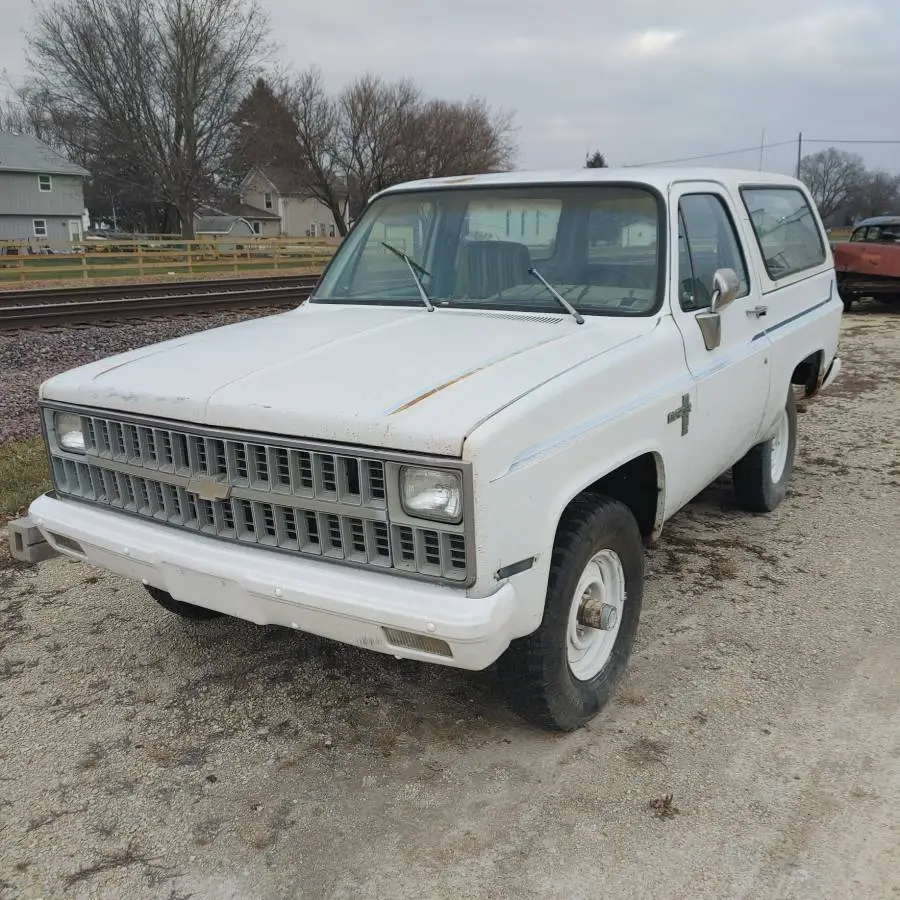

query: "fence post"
left=188, top=242, right=193, bottom=275
left=138, top=241, right=144, bottom=277
left=82, top=252, right=89, bottom=280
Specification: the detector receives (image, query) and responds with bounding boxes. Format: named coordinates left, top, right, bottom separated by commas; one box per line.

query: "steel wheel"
left=770, top=408, right=790, bottom=482
left=566, top=549, right=625, bottom=681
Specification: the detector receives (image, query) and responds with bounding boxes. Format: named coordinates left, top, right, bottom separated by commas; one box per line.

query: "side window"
left=741, top=187, right=826, bottom=279
left=677, top=194, right=750, bottom=311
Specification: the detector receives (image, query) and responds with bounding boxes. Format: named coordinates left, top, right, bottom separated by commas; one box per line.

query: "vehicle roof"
left=376, top=167, right=805, bottom=197
left=854, top=215, right=900, bottom=228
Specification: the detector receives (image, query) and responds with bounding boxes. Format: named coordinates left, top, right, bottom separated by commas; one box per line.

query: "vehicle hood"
left=40, top=303, right=655, bottom=456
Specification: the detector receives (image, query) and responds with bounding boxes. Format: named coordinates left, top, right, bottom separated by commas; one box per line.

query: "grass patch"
left=0, top=437, right=50, bottom=522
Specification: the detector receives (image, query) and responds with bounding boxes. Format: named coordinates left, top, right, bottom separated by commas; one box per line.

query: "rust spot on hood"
left=388, top=334, right=567, bottom=415
left=390, top=371, right=480, bottom=414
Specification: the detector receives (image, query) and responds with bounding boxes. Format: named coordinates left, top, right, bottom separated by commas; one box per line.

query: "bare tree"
left=282, top=69, right=516, bottom=235
left=585, top=150, right=607, bottom=168
left=799, top=148, right=867, bottom=221
left=284, top=69, right=349, bottom=235
left=337, top=74, right=421, bottom=202
left=27, top=0, right=270, bottom=237
left=847, top=170, right=900, bottom=221
left=0, top=97, right=31, bottom=134
left=404, top=97, right=516, bottom=181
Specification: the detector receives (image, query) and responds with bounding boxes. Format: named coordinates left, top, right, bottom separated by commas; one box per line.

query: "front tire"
left=732, top=388, right=797, bottom=512
left=498, top=496, right=644, bottom=731
left=146, top=585, right=224, bottom=620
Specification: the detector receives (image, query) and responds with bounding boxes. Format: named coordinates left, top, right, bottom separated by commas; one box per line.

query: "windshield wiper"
left=381, top=242, right=434, bottom=312
left=528, top=266, right=584, bottom=324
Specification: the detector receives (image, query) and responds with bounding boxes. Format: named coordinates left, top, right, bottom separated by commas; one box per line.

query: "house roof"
left=223, top=200, right=280, bottom=221
left=0, top=131, right=90, bottom=177
left=245, top=165, right=348, bottom=199
left=195, top=215, right=251, bottom=235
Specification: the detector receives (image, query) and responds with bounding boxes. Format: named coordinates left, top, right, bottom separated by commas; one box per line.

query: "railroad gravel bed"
left=0, top=309, right=275, bottom=443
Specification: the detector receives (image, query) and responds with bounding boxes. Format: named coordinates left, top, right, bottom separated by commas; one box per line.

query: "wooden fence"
left=0, top=236, right=339, bottom=285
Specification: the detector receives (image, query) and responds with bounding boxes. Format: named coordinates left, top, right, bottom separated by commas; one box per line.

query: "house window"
left=264, top=192, right=273, bottom=210
left=309, top=223, right=316, bottom=237
left=33, top=219, right=48, bottom=237
left=252, top=221, right=261, bottom=235
left=38, top=175, right=52, bottom=192
left=329, top=224, right=336, bottom=238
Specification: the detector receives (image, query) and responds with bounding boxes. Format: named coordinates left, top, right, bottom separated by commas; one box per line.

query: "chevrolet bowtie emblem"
left=186, top=475, right=232, bottom=502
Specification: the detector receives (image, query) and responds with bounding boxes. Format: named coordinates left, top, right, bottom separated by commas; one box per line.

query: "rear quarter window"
left=740, top=187, right=826, bottom=280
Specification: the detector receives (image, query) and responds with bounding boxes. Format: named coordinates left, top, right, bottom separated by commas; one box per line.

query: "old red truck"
left=832, top=216, right=900, bottom=310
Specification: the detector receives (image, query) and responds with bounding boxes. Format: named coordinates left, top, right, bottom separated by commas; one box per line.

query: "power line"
left=628, top=139, right=798, bottom=167
left=804, top=138, right=900, bottom=145
left=628, top=136, right=900, bottom=169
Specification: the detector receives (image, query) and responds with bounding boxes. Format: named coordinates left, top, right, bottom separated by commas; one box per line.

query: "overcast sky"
left=2, top=0, right=899, bottom=175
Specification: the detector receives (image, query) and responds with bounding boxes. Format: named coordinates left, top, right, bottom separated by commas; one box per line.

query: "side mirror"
left=710, top=268, right=740, bottom=312
left=696, top=268, right=740, bottom=352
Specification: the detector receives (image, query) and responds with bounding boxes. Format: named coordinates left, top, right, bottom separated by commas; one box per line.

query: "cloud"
left=624, top=29, right=685, bottom=58
left=1, top=0, right=898, bottom=176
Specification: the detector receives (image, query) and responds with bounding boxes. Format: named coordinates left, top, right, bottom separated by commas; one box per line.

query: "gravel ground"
left=0, top=310, right=277, bottom=443
left=1, top=309, right=899, bottom=899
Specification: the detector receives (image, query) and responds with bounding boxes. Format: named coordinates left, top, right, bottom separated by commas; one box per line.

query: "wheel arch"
left=791, top=348, right=825, bottom=398
left=552, top=451, right=666, bottom=550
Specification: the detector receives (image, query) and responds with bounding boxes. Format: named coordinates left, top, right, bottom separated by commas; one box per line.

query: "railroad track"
left=0, top=274, right=321, bottom=330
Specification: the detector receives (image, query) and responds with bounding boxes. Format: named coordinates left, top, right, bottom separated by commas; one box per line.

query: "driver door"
left=669, top=184, right=772, bottom=503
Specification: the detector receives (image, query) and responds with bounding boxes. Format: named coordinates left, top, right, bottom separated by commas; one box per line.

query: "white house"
left=239, top=166, right=348, bottom=238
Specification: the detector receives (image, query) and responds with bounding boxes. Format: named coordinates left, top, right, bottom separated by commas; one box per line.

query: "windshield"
left=312, top=184, right=664, bottom=316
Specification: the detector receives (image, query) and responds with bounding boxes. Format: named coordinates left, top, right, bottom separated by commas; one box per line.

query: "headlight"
left=55, top=412, right=85, bottom=453
left=400, top=467, right=462, bottom=523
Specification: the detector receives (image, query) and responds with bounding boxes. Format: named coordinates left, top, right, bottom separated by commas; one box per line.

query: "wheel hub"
left=577, top=596, right=619, bottom=631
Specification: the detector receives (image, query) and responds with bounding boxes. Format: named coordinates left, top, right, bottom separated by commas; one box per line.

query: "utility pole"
left=758, top=129, right=765, bottom=170
left=796, top=132, right=803, bottom=178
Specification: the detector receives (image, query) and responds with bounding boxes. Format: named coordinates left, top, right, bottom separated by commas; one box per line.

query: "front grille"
left=48, top=411, right=470, bottom=583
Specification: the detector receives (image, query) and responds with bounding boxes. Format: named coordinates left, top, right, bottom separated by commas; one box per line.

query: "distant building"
left=239, top=166, right=348, bottom=238
left=194, top=206, right=256, bottom=238
left=220, top=201, right=281, bottom=237
left=0, top=131, right=90, bottom=244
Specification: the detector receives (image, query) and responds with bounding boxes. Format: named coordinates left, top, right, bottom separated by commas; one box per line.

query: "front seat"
left=455, top=240, right=532, bottom=299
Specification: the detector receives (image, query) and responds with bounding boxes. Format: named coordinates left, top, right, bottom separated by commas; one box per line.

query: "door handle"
left=746, top=305, right=768, bottom=319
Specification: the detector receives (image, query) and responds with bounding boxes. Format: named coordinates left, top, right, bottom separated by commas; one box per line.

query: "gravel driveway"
left=2, top=310, right=899, bottom=899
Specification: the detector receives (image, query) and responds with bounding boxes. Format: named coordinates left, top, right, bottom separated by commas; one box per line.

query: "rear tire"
left=732, top=388, right=797, bottom=513
left=498, top=496, right=644, bottom=731
left=146, top=585, right=224, bottom=620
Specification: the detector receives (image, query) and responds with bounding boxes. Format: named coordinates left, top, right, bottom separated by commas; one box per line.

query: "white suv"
left=20, top=168, right=842, bottom=730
